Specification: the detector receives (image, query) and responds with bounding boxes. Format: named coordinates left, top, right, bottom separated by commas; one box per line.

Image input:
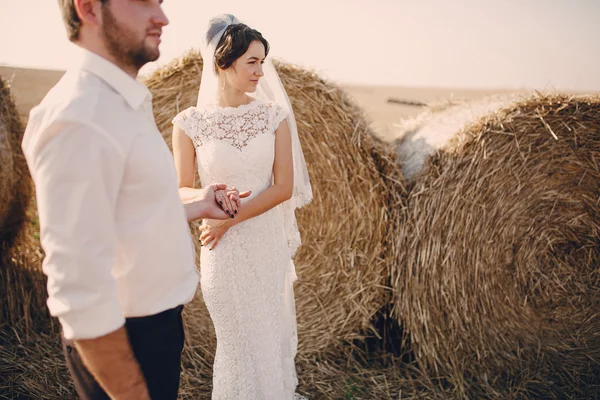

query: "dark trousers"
left=62, top=305, right=185, bottom=400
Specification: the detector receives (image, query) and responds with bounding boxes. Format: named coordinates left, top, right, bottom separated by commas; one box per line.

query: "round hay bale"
left=0, top=74, right=31, bottom=249
left=0, top=73, right=41, bottom=329
left=143, top=50, right=405, bottom=386
left=0, top=75, right=54, bottom=399
left=394, top=93, right=600, bottom=397
left=394, top=94, right=519, bottom=181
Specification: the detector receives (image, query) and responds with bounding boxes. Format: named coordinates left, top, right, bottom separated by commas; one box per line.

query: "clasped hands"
left=198, top=183, right=251, bottom=250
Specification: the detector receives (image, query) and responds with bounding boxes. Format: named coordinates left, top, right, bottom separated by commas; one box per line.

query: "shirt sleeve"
left=29, top=119, right=126, bottom=340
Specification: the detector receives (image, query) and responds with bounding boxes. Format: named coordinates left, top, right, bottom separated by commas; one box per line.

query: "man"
left=21, top=1, right=245, bottom=399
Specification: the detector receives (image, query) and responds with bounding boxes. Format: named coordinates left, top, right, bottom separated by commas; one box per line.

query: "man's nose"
left=152, top=5, right=169, bottom=27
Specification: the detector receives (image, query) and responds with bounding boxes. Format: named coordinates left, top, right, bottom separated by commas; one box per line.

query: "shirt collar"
left=75, top=48, right=152, bottom=110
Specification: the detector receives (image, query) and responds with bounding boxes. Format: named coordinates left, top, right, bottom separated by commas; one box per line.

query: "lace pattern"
left=173, top=99, right=287, bottom=151
left=172, top=99, right=303, bottom=399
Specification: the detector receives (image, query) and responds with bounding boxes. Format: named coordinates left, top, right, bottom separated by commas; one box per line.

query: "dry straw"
left=0, top=75, right=62, bottom=397
left=143, top=50, right=406, bottom=395
left=0, top=327, right=74, bottom=398
left=0, top=74, right=31, bottom=248
left=0, top=74, right=42, bottom=331
left=394, top=93, right=600, bottom=398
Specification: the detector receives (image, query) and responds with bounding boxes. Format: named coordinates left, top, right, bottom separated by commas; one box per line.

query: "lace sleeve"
left=171, top=107, right=198, bottom=139
left=271, top=102, right=288, bottom=132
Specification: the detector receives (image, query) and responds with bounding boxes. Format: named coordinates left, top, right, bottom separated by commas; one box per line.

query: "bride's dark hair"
left=209, top=20, right=270, bottom=72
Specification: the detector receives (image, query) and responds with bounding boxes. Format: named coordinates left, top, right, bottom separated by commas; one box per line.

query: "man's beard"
left=101, top=5, right=159, bottom=71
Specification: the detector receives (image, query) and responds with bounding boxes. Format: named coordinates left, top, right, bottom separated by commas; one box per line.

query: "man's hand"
left=183, top=184, right=227, bottom=222
left=182, top=184, right=251, bottom=222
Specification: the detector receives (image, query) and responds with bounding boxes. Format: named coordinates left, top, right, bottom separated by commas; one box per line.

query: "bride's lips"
left=250, top=79, right=259, bottom=85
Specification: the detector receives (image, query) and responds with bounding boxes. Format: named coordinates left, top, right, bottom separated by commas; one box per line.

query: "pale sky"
left=0, top=0, right=598, bottom=92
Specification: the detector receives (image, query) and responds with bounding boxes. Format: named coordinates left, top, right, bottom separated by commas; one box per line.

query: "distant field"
left=0, top=65, right=527, bottom=141
left=342, top=84, right=526, bottom=140
left=0, top=66, right=65, bottom=121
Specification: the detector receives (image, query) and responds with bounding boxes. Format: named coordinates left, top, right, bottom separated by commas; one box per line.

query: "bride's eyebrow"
left=247, top=56, right=265, bottom=61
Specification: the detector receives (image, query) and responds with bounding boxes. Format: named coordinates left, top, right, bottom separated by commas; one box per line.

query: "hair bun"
left=206, top=14, right=240, bottom=44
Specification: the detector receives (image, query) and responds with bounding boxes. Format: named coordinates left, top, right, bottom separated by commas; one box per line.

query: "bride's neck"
left=216, top=83, right=250, bottom=108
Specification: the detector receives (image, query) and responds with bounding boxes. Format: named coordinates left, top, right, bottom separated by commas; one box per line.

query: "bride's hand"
left=214, top=189, right=236, bottom=217
left=216, top=186, right=252, bottom=216
left=199, top=220, right=231, bottom=250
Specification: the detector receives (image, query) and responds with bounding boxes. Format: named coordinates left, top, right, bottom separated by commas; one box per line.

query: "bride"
left=171, top=14, right=312, bottom=399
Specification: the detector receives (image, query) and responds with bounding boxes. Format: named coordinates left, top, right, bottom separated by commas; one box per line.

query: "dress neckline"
left=206, top=98, right=260, bottom=111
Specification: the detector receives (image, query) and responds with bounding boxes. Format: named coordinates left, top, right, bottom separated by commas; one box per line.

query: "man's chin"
left=130, top=49, right=159, bottom=70
left=139, top=40, right=160, bottom=61
left=145, top=46, right=160, bottom=62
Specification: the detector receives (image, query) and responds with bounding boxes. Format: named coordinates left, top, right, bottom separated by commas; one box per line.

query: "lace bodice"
left=175, top=99, right=286, bottom=150
left=173, top=99, right=287, bottom=197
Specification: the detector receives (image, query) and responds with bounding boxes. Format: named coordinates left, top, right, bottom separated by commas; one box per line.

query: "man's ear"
left=73, top=0, right=103, bottom=29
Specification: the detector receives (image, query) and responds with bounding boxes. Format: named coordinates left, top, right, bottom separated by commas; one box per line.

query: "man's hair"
left=57, top=0, right=109, bottom=42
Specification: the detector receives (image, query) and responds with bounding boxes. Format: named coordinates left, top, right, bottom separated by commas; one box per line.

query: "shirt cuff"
left=57, top=297, right=125, bottom=340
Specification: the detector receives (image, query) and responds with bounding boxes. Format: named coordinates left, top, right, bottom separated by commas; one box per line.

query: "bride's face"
left=223, top=40, right=266, bottom=94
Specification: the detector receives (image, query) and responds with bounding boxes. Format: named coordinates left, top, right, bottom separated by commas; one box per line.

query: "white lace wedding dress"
left=172, top=98, right=305, bottom=400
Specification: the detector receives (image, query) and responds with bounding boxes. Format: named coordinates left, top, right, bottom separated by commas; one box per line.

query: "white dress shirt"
left=21, top=49, right=198, bottom=340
